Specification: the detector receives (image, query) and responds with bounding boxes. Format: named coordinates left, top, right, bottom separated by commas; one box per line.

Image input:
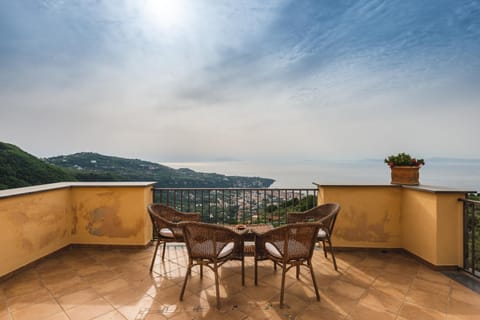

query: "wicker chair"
left=147, top=204, right=201, bottom=272
left=180, top=222, right=244, bottom=309
left=287, top=203, right=340, bottom=270
left=254, top=223, right=321, bottom=307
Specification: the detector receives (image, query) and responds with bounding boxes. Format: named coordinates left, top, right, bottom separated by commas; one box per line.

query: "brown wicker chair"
left=147, top=204, right=201, bottom=272
left=254, top=223, right=321, bottom=307
left=287, top=203, right=340, bottom=270
left=180, top=222, right=244, bottom=309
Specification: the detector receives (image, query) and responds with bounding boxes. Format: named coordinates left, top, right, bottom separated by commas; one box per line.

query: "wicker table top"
left=225, top=224, right=274, bottom=257
left=225, top=224, right=274, bottom=236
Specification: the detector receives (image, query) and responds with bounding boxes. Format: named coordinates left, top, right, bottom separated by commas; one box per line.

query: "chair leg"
left=296, top=265, right=300, bottom=279
left=180, top=263, right=191, bottom=301
left=241, top=256, right=245, bottom=286
left=280, top=265, right=287, bottom=308
left=200, top=263, right=203, bottom=279
left=214, top=266, right=220, bottom=309
left=161, top=241, right=167, bottom=260
left=254, top=258, right=258, bottom=286
left=274, top=262, right=277, bottom=271
left=149, top=240, right=161, bottom=272
left=327, top=238, right=338, bottom=271
left=308, top=260, right=320, bottom=301
left=322, top=240, right=327, bottom=258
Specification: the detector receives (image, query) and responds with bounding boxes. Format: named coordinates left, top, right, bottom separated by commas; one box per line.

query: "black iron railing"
left=152, top=188, right=318, bottom=226
left=460, top=194, right=480, bottom=277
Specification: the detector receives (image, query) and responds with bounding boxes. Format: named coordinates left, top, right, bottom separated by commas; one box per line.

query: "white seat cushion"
left=317, top=229, right=327, bottom=238
left=218, top=242, right=235, bottom=258
left=159, top=228, right=174, bottom=238
left=265, top=242, right=282, bottom=258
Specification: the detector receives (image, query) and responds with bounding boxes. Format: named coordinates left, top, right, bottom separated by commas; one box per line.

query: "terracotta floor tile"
left=3, top=279, right=44, bottom=299
left=46, top=276, right=92, bottom=298
left=399, top=302, right=447, bottom=320
left=406, top=287, right=449, bottom=313
left=92, top=310, right=128, bottom=320
left=297, top=303, right=346, bottom=320
left=319, top=290, right=358, bottom=316
left=10, top=299, right=64, bottom=320
left=65, top=297, right=115, bottom=320
left=43, top=312, right=70, bottom=320
left=358, top=286, right=404, bottom=314
left=341, top=266, right=379, bottom=288
left=417, top=268, right=451, bottom=286
left=116, top=295, right=162, bottom=320
left=81, top=269, right=119, bottom=285
left=6, top=287, right=53, bottom=312
left=411, top=278, right=451, bottom=296
left=103, top=285, right=151, bottom=308
left=57, top=288, right=102, bottom=310
left=3, top=247, right=480, bottom=320
left=0, top=313, right=11, bottom=320
left=449, top=287, right=480, bottom=306
left=448, top=297, right=480, bottom=319
left=347, top=303, right=396, bottom=320
left=91, top=278, right=131, bottom=296
left=328, top=279, right=366, bottom=301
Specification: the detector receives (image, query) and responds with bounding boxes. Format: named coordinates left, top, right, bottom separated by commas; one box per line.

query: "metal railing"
left=152, top=188, right=318, bottom=226
left=460, top=194, right=480, bottom=277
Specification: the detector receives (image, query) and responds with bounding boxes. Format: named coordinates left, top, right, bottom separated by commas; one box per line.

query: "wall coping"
left=314, top=183, right=476, bottom=194
left=0, top=182, right=157, bottom=199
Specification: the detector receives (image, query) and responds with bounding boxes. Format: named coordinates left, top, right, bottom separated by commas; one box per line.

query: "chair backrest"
left=147, top=204, right=201, bottom=240
left=148, top=203, right=201, bottom=222
left=316, top=203, right=340, bottom=235
left=260, top=223, right=320, bottom=261
left=181, top=222, right=240, bottom=260
left=287, top=203, right=340, bottom=234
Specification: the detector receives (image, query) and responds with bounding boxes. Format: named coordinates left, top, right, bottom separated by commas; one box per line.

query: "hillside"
left=0, top=142, right=75, bottom=190
left=47, top=152, right=275, bottom=188
left=0, top=143, right=275, bottom=190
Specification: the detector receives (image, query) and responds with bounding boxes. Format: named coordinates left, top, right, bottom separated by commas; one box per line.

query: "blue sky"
left=1, top=0, right=479, bottom=163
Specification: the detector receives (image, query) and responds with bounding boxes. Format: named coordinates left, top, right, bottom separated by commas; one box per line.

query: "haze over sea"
left=164, top=159, right=480, bottom=192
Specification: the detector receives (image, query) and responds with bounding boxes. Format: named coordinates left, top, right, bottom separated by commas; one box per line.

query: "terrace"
left=1, top=182, right=479, bottom=320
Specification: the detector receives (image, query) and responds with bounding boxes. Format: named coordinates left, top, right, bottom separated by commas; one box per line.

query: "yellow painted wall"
left=0, top=189, right=72, bottom=276
left=0, top=183, right=154, bottom=277
left=319, top=186, right=402, bottom=248
left=401, top=189, right=437, bottom=263
left=320, top=185, right=466, bottom=267
left=71, top=187, right=153, bottom=246
left=435, top=193, right=464, bottom=266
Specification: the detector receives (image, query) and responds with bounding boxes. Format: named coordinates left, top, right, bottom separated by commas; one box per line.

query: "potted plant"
left=384, top=152, right=425, bottom=185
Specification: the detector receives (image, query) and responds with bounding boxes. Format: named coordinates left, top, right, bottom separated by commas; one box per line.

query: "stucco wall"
left=71, top=186, right=152, bottom=245
left=319, top=186, right=402, bottom=248
left=0, top=182, right=154, bottom=277
left=401, top=189, right=438, bottom=263
left=0, top=188, right=72, bottom=276
left=320, top=185, right=467, bottom=267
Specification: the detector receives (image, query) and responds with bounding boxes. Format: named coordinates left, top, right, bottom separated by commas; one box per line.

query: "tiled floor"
left=1, top=245, right=480, bottom=320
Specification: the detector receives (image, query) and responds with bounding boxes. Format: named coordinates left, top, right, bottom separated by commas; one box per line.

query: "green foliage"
left=0, top=142, right=76, bottom=190
left=468, top=193, right=480, bottom=201
left=384, top=152, right=425, bottom=168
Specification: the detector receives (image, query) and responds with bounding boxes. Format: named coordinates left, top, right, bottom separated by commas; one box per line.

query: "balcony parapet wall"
left=0, top=182, right=155, bottom=277
left=317, top=184, right=475, bottom=268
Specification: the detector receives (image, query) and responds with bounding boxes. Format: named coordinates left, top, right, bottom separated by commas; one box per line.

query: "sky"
left=1, top=0, right=480, bottom=164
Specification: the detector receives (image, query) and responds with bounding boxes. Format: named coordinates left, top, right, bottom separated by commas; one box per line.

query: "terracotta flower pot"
left=390, top=166, right=420, bottom=185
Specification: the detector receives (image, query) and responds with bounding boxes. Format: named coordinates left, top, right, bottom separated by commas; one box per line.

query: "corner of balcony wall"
left=316, top=183, right=472, bottom=268
left=0, top=182, right=156, bottom=277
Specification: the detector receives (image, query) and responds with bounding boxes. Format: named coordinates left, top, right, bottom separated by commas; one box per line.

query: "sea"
left=164, top=159, right=480, bottom=192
